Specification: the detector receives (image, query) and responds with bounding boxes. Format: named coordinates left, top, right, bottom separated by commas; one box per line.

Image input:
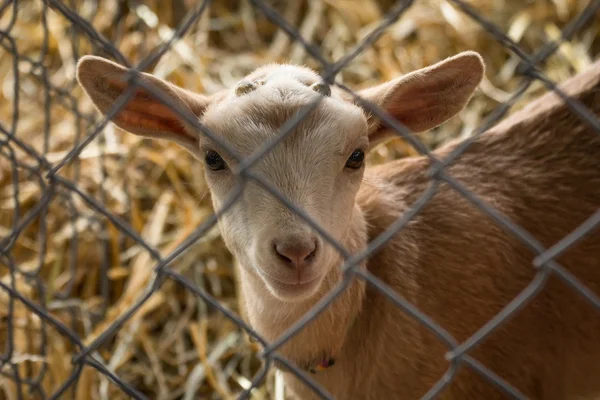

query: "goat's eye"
left=345, top=149, right=365, bottom=169
left=205, top=150, right=227, bottom=171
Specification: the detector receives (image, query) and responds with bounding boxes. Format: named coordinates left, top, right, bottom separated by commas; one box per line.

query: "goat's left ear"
left=76, top=55, right=212, bottom=159
left=356, top=51, right=485, bottom=147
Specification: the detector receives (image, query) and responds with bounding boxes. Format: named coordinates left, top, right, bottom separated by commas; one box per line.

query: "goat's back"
left=358, top=61, right=600, bottom=399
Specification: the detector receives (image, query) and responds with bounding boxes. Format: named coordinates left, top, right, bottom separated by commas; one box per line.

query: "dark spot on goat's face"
left=309, top=82, right=331, bottom=97
left=235, top=80, right=257, bottom=96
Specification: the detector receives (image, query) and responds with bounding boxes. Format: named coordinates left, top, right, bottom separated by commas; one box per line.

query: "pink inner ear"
left=388, top=97, right=431, bottom=118
left=369, top=95, right=434, bottom=137
left=387, top=76, right=452, bottom=119
left=380, top=70, right=465, bottom=133
left=106, top=77, right=190, bottom=139
left=116, top=103, right=187, bottom=135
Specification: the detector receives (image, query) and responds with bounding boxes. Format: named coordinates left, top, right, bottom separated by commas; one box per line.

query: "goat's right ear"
left=76, top=55, right=210, bottom=158
left=356, top=51, right=485, bottom=147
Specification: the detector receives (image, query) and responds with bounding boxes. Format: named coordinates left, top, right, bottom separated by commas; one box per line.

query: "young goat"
left=77, top=52, right=600, bottom=399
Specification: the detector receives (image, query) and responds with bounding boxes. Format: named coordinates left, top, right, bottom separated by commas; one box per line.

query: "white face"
left=198, top=66, right=369, bottom=301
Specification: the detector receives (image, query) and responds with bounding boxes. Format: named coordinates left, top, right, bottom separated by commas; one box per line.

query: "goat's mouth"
left=261, top=274, right=323, bottom=301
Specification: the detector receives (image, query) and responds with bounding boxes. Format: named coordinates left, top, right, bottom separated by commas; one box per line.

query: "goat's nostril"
left=274, top=244, right=293, bottom=264
left=274, top=239, right=318, bottom=268
left=305, top=245, right=317, bottom=262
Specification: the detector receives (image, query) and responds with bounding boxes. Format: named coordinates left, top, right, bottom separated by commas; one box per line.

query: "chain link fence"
left=1, top=0, right=600, bottom=399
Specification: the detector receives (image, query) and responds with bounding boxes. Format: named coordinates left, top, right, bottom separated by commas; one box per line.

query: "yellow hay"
left=1, top=0, right=598, bottom=398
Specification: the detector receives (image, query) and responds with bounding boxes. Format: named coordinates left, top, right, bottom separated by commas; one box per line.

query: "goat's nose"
left=273, top=237, right=318, bottom=268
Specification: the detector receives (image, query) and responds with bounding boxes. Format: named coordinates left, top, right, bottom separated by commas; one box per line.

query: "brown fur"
left=289, top=64, right=600, bottom=400
left=76, top=52, right=600, bottom=399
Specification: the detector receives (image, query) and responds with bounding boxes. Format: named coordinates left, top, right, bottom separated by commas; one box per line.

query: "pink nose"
left=273, top=237, right=318, bottom=269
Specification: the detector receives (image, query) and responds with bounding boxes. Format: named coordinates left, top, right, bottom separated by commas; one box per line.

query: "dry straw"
left=1, top=0, right=599, bottom=399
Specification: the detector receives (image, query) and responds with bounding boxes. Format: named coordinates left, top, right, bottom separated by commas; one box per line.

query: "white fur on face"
left=199, top=65, right=369, bottom=300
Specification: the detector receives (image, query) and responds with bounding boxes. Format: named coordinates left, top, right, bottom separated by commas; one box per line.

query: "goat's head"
left=76, top=52, right=484, bottom=301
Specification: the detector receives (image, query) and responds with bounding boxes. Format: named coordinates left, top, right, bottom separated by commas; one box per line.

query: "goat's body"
left=75, top=50, right=600, bottom=399
left=283, top=66, right=600, bottom=399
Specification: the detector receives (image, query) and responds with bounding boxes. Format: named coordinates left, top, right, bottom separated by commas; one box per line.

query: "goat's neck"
left=236, top=203, right=368, bottom=370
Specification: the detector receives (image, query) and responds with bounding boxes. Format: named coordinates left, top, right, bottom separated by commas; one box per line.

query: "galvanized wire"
left=1, top=0, right=599, bottom=399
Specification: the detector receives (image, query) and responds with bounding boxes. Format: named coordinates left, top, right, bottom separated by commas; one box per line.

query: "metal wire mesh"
left=1, top=0, right=599, bottom=399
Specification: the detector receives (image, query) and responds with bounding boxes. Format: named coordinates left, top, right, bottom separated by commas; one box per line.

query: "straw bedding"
left=0, top=0, right=599, bottom=398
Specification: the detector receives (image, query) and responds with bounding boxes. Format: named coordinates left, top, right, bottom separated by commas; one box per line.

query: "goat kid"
left=77, top=52, right=600, bottom=399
